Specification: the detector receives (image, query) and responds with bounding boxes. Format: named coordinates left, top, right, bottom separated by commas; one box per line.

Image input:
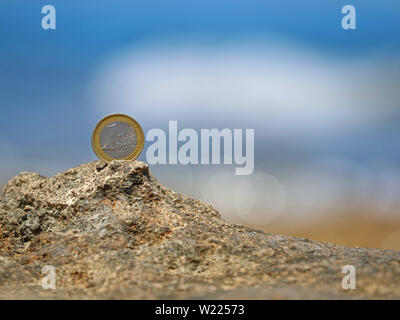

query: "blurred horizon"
left=1, top=0, right=400, bottom=250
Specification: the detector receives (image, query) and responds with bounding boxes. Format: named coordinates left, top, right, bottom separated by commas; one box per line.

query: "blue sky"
left=1, top=1, right=399, bottom=156
left=1, top=1, right=400, bottom=55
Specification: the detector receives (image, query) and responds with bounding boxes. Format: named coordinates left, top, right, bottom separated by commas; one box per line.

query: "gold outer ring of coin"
left=91, top=114, right=145, bottom=162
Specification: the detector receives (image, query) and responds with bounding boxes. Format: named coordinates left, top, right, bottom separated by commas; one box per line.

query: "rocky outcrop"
left=0, top=161, right=399, bottom=299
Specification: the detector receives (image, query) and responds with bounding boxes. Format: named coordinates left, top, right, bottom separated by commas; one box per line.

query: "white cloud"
left=89, top=38, right=398, bottom=137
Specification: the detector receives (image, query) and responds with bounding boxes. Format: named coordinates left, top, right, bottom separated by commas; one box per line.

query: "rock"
left=0, top=160, right=399, bottom=299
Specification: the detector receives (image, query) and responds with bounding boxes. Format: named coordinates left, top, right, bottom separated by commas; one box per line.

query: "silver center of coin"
left=100, top=121, right=137, bottom=159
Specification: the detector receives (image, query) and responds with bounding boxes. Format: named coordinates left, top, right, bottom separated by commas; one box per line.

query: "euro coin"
left=92, top=114, right=144, bottom=162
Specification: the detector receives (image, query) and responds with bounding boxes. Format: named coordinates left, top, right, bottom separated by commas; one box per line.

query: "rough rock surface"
left=0, top=161, right=399, bottom=299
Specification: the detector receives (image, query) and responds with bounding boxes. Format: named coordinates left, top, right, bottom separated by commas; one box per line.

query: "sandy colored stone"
left=0, top=160, right=399, bottom=299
